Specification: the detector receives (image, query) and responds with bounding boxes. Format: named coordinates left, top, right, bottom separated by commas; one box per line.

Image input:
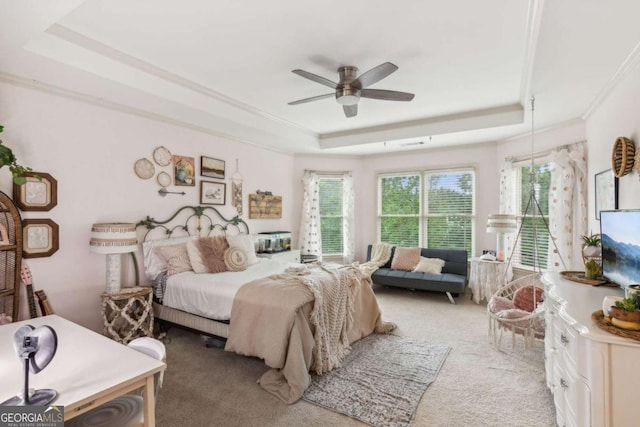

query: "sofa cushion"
left=413, top=257, right=445, bottom=274
left=390, top=247, right=421, bottom=271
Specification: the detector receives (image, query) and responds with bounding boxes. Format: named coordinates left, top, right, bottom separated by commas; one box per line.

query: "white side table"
left=469, top=258, right=513, bottom=304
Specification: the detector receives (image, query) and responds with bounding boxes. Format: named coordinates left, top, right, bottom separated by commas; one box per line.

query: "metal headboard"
left=136, top=205, right=249, bottom=241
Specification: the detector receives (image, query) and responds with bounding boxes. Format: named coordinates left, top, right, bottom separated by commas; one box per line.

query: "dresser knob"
left=560, top=378, right=568, bottom=389
left=560, top=334, right=569, bottom=345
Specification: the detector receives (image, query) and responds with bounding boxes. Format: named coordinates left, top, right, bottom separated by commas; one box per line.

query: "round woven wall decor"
left=611, top=136, right=635, bottom=177
left=224, top=247, right=248, bottom=271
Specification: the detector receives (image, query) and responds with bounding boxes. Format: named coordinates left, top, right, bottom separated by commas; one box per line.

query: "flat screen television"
left=600, top=209, right=640, bottom=287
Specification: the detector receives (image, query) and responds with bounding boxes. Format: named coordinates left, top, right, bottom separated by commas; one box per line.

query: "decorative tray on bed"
left=560, top=270, right=613, bottom=286
left=591, top=310, right=640, bottom=342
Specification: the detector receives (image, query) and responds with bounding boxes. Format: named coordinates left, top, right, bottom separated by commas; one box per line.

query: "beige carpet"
left=155, top=286, right=556, bottom=426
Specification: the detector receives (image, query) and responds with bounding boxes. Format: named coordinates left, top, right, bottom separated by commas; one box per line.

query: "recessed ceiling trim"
left=0, top=72, right=309, bottom=155
left=520, top=0, right=544, bottom=102
left=42, top=24, right=316, bottom=137
left=318, top=104, right=524, bottom=149
left=582, top=38, right=640, bottom=120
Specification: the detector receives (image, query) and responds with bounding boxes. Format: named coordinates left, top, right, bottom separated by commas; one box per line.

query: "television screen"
left=600, top=209, right=640, bottom=287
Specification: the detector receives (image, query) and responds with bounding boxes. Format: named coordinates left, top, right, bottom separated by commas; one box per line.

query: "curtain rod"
left=304, top=169, right=351, bottom=176
left=505, top=140, right=585, bottom=163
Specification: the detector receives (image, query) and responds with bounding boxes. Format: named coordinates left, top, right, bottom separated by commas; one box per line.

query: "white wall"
left=0, top=81, right=296, bottom=332
left=585, top=64, right=640, bottom=234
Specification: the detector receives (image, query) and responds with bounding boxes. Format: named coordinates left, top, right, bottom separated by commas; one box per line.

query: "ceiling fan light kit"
left=289, top=62, right=415, bottom=117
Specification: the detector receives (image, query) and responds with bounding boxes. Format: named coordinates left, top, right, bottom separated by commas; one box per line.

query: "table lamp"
left=486, top=214, right=517, bottom=262
left=90, top=223, right=138, bottom=293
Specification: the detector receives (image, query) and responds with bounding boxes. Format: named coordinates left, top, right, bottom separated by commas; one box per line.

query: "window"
left=378, top=168, right=475, bottom=255
left=513, top=160, right=551, bottom=268
left=318, top=177, right=344, bottom=256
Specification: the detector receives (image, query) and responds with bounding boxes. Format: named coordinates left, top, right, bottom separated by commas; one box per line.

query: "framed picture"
left=13, top=172, right=58, bottom=211
left=201, top=156, right=225, bottom=179
left=200, top=181, right=226, bottom=205
left=595, top=169, right=618, bottom=220
left=173, top=155, right=195, bottom=187
left=22, top=218, right=59, bottom=258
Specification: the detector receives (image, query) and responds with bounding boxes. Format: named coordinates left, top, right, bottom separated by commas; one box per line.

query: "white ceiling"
left=2, top=0, right=640, bottom=155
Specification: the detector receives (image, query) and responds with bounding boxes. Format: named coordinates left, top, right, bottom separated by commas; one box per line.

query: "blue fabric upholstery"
left=366, top=245, right=468, bottom=297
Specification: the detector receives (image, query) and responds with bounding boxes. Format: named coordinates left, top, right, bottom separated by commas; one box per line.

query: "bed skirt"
left=153, top=301, right=230, bottom=338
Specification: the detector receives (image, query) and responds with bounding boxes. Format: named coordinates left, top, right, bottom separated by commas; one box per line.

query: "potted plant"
left=0, top=125, right=32, bottom=185
left=581, top=233, right=601, bottom=257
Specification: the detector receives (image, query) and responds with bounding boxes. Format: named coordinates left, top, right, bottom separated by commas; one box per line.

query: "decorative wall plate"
left=157, top=171, right=171, bottom=187
left=153, top=146, right=173, bottom=166
left=611, top=136, right=635, bottom=178
left=134, top=158, right=155, bottom=180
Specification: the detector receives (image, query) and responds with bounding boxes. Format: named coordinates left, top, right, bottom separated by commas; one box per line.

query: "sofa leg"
left=446, top=292, right=456, bottom=304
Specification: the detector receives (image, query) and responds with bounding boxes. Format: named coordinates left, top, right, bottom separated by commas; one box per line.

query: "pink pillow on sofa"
left=390, top=247, right=421, bottom=271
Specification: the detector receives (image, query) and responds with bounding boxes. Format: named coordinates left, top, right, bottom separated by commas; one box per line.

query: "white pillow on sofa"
left=413, top=257, right=445, bottom=274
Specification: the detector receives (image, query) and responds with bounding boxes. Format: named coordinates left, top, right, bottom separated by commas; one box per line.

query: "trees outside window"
left=318, top=177, right=344, bottom=256
left=378, top=168, right=475, bottom=255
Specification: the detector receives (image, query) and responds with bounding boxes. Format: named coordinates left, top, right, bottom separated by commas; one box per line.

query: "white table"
left=469, top=258, right=513, bottom=303
left=0, top=315, right=165, bottom=425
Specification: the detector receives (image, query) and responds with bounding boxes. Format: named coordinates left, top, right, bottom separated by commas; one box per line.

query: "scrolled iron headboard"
left=136, top=205, right=249, bottom=241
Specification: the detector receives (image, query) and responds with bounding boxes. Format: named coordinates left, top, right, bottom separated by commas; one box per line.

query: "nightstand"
left=256, top=249, right=301, bottom=263
left=101, top=286, right=154, bottom=344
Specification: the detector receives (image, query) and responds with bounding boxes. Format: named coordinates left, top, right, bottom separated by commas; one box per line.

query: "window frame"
left=318, top=175, right=345, bottom=257
left=511, top=157, right=551, bottom=270
left=376, top=167, right=476, bottom=255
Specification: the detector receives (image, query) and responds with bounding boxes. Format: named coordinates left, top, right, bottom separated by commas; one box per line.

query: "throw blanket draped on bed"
left=224, top=263, right=395, bottom=403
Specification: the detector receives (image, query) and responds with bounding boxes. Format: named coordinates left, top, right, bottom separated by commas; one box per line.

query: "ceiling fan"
left=288, top=62, right=415, bottom=118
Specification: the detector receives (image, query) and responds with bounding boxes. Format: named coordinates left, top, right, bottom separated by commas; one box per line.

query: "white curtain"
left=299, top=171, right=321, bottom=257
left=342, top=172, right=355, bottom=263
left=548, top=142, right=587, bottom=270
left=499, top=161, right=517, bottom=261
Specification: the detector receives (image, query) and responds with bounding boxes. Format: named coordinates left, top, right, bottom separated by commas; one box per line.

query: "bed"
left=136, top=205, right=394, bottom=403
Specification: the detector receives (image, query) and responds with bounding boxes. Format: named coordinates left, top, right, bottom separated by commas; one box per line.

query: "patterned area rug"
left=303, top=333, right=451, bottom=427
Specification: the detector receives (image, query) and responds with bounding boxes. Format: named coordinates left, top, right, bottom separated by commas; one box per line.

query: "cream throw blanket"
left=291, top=264, right=357, bottom=374
left=359, top=242, right=393, bottom=277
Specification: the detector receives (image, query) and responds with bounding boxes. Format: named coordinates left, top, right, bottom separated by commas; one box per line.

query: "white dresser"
left=543, top=272, right=640, bottom=427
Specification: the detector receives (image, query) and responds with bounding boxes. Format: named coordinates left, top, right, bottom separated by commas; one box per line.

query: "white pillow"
left=142, top=236, right=193, bottom=279
left=186, top=239, right=207, bottom=274
left=226, top=234, right=258, bottom=265
left=413, top=257, right=445, bottom=274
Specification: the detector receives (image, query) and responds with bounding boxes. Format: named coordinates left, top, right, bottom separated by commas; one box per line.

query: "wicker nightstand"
left=101, top=287, right=154, bottom=344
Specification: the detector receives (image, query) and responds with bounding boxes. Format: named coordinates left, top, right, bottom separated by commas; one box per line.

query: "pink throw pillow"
left=513, top=285, right=544, bottom=312
left=198, top=236, right=230, bottom=273
left=488, top=296, right=516, bottom=313
left=390, top=247, right=421, bottom=271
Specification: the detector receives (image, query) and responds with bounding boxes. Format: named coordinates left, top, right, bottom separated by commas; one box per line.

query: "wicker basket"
left=611, top=136, right=635, bottom=178
left=488, top=273, right=545, bottom=350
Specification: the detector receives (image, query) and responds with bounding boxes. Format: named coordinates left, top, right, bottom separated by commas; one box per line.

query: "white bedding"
left=162, top=258, right=290, bottom=320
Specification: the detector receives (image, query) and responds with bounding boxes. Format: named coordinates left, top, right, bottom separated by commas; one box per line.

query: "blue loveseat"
left=366, top=245, right=468, bottom=304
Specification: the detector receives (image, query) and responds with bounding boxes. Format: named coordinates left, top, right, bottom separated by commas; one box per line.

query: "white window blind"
left=318, top=177, right=344, bottom=255
left=513, top=161, right=551, bottom=268
left=424, top=170, right=474, bottom=254
left=378, top=173, right=421, bottom=247
left=377, top=168, right=475, bottom=255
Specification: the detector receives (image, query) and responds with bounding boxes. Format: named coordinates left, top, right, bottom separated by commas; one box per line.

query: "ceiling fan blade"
left=361, top=89, right=415, bottom=102
left=356, top=62, right=398, bottom=88
left=343, top=104, right=357, bottom=118
left=288, top=93, right=334, bottom=105
left=292, top=69, right=338, bottom=89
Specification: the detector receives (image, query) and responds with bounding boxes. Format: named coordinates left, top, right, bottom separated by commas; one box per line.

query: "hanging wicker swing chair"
left=487, top=96, right=566, bottom=350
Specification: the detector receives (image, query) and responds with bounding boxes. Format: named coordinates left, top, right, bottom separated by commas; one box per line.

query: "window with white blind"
left=513, top=160, right=551, bottom=268
left=377, top=168, right=475, bottom=255
left=318, top=177, right=344, bottom=256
